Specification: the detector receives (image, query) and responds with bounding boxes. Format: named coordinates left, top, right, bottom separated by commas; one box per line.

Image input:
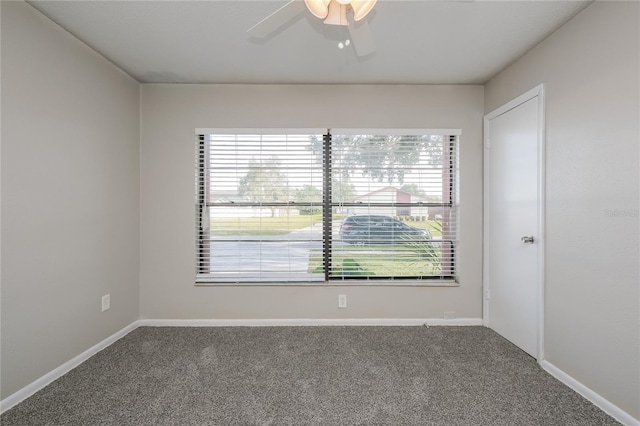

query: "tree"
left=310, top=134, right=444, bottom=185
left=238, top=158, right=289, bottom=217
left=331, top=176, right=356, bottom=203
left=295, top=185, right=322, bottom=215
left=400, top=183, right=426, bottom=197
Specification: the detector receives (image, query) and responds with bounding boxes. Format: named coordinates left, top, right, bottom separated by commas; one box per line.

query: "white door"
left=484, top=86, right=544, bottom=359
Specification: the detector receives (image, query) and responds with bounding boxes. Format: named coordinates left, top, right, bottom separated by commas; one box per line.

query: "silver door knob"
left=521, top=235, right=535, bottom=244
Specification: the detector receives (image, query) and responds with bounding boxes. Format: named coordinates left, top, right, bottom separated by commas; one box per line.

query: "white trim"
left=195, top=128, right=327, bottom=135
left=194, top=280, right=460, bottom=287
left=541, top=361, right=639, bottom=426
left=195, top=128, right=462, bottom=136
left=484, top=85, right=544, bottom=121
left=331, top=128, right=462, bottom=136
left=0, top=321, right=139, bottom=414
left=483, top=84, right=546, bottom=360
left=536, top=86, right=546, bottom=361
left=482, top=114, right=491, bottom=328
left=138, top=318, right=483, bottom=327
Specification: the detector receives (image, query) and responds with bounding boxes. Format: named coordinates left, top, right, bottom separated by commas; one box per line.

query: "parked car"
left=339, top=215, right=431, bottom=244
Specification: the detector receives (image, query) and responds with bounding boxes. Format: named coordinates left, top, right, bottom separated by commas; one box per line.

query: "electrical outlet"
left=101, top=294, right=110, bottom=312
left=338, top=294, right=347, bottom=309
left=444, top=311, right=456, bottom=320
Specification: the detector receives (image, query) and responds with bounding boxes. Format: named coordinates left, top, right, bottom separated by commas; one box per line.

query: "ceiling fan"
left=247, top=0, right=377, bottom=57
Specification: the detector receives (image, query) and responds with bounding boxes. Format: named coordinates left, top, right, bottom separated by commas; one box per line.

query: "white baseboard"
left=0, top=321, right=139, bottom=414
left=540, top=360, right=639, bottom=426
left=138, top=318, right=483, bottom=327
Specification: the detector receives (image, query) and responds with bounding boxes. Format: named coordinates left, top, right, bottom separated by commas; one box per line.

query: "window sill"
left=195, top=279, right=460, bottom=287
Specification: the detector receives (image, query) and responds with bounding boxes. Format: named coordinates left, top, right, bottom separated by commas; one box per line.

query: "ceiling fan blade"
left=247, top=0, right=307, bottom=38
left=348, top=17, right=375, bottom=57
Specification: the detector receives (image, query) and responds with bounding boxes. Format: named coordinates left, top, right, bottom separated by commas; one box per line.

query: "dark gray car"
left=339, top=215, right=431, bottom=244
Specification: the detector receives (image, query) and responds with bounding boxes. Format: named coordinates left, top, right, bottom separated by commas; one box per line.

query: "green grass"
left=210, top=214, right=323, bottom=235
left=210, top=213, right=347, bottom=236
left=308, top=245, right=442, bottom=276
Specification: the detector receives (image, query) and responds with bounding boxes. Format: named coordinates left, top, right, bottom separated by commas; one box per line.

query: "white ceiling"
left=28, top=0, right=592, bottom=85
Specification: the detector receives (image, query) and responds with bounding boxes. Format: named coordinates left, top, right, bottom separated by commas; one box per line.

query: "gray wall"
left=139, top=84, right=484, bottom=320
left=485, top=2, right=639, bottom=419
left=1, top=1, right=140, bottom=398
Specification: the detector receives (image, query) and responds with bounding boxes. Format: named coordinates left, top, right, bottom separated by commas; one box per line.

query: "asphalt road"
left=208, top=222, right=343, bottom=280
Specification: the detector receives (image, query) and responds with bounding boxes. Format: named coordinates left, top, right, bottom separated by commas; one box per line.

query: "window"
left=196, top=130, right=458, bottom=284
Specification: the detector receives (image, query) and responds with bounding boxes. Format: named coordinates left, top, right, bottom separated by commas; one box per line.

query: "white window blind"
left=328, top=134, right=458, bottom=281
left=196, top=131, right=458, bottom=283
left=197, top=133, right=325, bottom=283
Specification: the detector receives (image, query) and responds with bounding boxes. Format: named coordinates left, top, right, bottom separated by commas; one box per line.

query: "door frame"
left=483, top=84, right=546, bottom=361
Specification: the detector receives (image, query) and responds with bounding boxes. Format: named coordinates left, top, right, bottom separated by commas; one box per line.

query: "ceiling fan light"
left=351, top=0, right=377, bottom=21
left=304, top=0, right=330, bottom=19
left=323, top=1, right=348, bottom=26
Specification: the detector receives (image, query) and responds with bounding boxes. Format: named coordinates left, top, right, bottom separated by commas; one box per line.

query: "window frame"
left=195, top=128, right=461, bottom=286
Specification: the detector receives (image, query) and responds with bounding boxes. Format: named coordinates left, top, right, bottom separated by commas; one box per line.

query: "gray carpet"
left=1, top=326, right=619, bottom=425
